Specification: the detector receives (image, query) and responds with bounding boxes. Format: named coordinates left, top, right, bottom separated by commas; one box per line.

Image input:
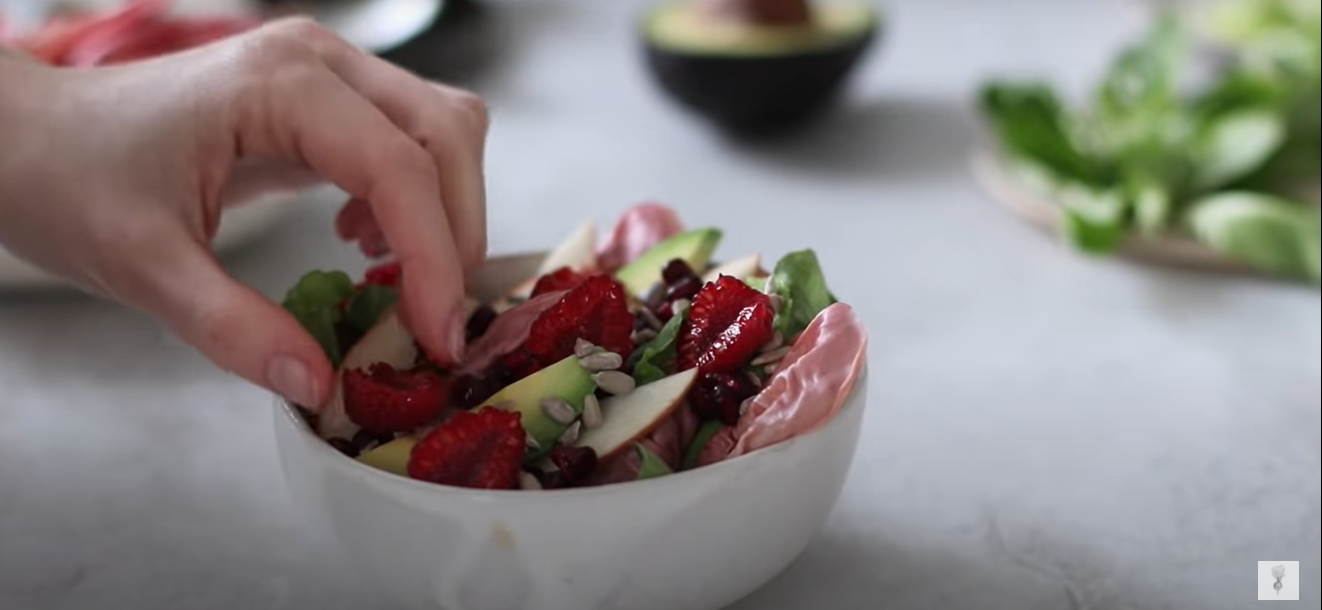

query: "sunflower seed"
left=671, top=298, right=691, bottom=317
left=593, top=370, right=636, bottom=395
left=751, top=346, right=791, bottom=367
left=579, top=351, right=623, bottom=371
left=739, top=397, right=755, bottom=416
left=745, top=371, right=763, bottom=388
left=558, top=421, right=582, bottom=446
left=760, top=331, right=784, bottom=353
left=632, top=328, right=658, bottom=344
left=763, top=363, right=781, bottom=376
left=540, top=397, right=577, bottom=425
left=766, top=294, right=784, bottom=312
left=639, top=307, right=663, bottom=330
left=581, top=393, right=603, bottom=429
left=526, top=433, right=542, bottom=450
left=519, top=472, right=543, bottom=491
left=642, top=283, right=665, bottom=307
left=574, top=339, right=598, bottom=358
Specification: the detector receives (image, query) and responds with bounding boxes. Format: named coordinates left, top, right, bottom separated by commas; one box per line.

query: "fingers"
left=267, top=19, right=490, bottom=270
left=229, top=49, right=468, bottom=364
left=132, top=230, right=334, bottom=409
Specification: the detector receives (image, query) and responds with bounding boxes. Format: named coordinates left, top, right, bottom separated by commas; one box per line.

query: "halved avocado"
left=641, top=0, right=880, bottom=135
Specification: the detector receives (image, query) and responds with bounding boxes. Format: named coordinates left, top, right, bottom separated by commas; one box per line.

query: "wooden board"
left=969, top=148, right=1263, bottom=277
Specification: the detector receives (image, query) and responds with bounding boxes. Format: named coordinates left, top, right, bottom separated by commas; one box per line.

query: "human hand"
left=0, top=18, right=489, bottom=409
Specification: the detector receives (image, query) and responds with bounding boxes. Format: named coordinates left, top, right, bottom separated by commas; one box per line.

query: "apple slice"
left=315, top=307, right=418, bottom=440
left=703, top=254, right=761, bottom=284
left=574, top=368, right=698, bottom=462
left=508, top=219, right=599, bottom=298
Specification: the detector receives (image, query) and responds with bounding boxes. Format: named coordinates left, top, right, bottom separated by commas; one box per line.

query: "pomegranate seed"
left=549, top=445, right=598, bottom=486
left=328, top=438, right=359, bottom=458
left=466, top=305, right=498, bottom=342
left=665, top=276, right=703, bottom=302
left=529, top=467, right=569, bottom=490
left=450, top=375, right=497, bottom=409
left=689, top=372, right=759, bottom=425
left=662, top=258, right=697, bottom=286
left=352, top=429, right=396, bottom=451
left=655, top=301, right=676, bottom=322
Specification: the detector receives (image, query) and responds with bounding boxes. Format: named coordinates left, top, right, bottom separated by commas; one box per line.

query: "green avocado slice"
left=644, top=1, right=879, bottom=57
left=356, top=436, right=420, bottom=477
left=477, top=355, right=598, bottom=461
left=614, top=227, right=723, bottom=298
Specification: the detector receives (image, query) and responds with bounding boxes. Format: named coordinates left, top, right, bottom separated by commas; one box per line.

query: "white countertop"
left=2, top=1, right=1319, bottom=608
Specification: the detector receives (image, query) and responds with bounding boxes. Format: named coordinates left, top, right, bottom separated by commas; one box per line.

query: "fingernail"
left=267, top=354, right=319, bottom=408
left=448, top=306, right=468, bottom=364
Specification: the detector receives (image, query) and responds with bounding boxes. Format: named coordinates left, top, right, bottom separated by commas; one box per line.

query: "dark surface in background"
left=376, top=0, right=506, bottom=87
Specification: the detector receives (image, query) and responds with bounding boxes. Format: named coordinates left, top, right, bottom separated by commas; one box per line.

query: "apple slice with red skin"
left=315, top=307, right=418, bottom=440
left=574, top=368, right=699, bottom=462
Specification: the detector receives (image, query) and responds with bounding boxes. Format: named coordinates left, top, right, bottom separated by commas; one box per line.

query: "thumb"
left=139, top=238, right=335, bottom=409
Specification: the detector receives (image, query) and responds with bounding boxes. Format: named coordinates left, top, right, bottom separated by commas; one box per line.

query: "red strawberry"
left=407, top=408, right=526, bottom=490
left=361, top=261, right=403, bottom=288
left=343, top=363, right=449, bottom=433
left=679, top=275, right=775, bottom=374
left=524, top=275, right=635, bottom=371
left=531, top=267, right=588, bottom=297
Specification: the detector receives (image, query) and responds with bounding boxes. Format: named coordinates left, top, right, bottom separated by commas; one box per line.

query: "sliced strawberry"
left=531, top=267, right=588, bottom=297
left=679, top=275, right=775, bottom=374
left=407, top=408, right=526, bottom=490
left=343, top=363, right=449, bottom=433
left=523, top=275, right=635, bottom=371
left=361, top=261, right=403, bottom=288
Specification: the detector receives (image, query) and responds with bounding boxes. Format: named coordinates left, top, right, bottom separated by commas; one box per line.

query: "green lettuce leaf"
left=344, top=284, right=399, bottom=333
left=634, top=444, right=673, bottom=480
left=1190, top=108, right=1287, bottom=190
left=1053, top=183, right=1129, bottom=254
left=681, top=420, right=725, bottom=471
left=281, top=270, right=355, bottom=366
left=768, top=250, right=837, bottom=339
left=630, top=311, right=686, bottom=386
left=978, top=82, right=1098, bottom=184
left=1186, top=192, right=1322, bottom=283
left=1095, top=15, right=1186, bottom=122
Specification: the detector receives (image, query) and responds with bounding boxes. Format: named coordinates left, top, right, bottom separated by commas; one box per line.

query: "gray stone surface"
left=2, top=1, right=1319, bottom=608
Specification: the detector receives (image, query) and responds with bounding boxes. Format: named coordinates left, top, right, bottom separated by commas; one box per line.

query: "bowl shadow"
left=722, top=511, right=1176, bottom=610
left=727, top=95, right=979, bottom=185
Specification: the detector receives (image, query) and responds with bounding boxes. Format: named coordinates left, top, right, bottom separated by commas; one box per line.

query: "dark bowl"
left=641, top=13, right=881, bottom=137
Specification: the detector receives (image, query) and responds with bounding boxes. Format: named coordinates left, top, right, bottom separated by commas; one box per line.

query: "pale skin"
left=0, top=19, right=489, bottom=411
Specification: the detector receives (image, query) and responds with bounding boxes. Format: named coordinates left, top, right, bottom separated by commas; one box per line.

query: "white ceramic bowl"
left=272, top=252, right=870, bottom=610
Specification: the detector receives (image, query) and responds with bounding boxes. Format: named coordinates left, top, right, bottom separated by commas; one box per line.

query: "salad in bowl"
left=272, top=200, right=868, bottom=610
left=281, top=201, right=867, bottom=491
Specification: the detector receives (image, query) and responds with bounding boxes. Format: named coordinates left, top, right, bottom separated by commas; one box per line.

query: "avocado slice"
left=641, top=0, right=880, bottom=135
left=356, top=436, right=420, bottom=477
left=615, top=228, right=723, bottom=298
left=478, top=355, right=598, bottom=460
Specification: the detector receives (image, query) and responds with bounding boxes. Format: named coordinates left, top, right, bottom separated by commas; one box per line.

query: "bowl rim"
left=275, top=364, right=868, bottom=503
